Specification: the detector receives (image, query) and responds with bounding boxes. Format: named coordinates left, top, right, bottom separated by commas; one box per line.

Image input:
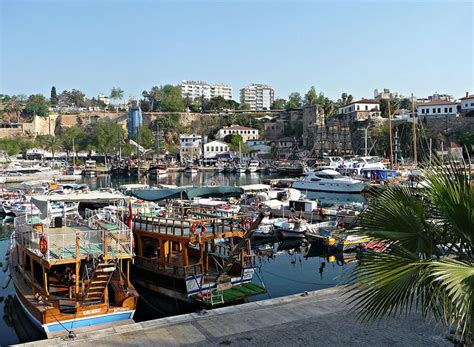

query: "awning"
left=131, top=186, right=244, bottom=202
left=31, top=192, right=126, bottom=217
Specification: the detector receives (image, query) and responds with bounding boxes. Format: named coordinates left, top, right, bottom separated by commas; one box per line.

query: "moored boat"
left=9, top=192, right=138, bottom=338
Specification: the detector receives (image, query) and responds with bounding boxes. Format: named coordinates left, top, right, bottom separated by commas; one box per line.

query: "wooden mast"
left=411, top=93, right=417, bottom=166
left=388, top=100, right=393, bottom=168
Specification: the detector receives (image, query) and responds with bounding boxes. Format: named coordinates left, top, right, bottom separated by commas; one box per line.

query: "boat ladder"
left=83, top=260, right=116, bottom=303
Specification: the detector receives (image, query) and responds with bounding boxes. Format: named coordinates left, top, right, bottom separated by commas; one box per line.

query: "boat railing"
left=14, top=221, right=132, bottom=261
left=135, top=256, right=203, bottom=277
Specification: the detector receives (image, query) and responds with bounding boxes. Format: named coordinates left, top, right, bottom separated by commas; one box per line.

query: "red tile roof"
left=349, top=99, right=379, bottom=105
left=225, top=125, right=257, bottom=131
left=460, top=94, right=474, bottom=100
left=417, top=100, right=457, bottom=106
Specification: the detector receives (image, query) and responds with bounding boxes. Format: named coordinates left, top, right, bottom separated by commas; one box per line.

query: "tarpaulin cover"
left=131, top=186, right=244, bottom=201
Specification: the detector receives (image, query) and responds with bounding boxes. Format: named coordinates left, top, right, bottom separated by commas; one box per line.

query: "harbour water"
left=0, top=172, right=363, bottom=344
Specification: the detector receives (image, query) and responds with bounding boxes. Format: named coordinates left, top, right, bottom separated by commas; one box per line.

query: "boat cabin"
left=9, top=192, right=138, bottom=337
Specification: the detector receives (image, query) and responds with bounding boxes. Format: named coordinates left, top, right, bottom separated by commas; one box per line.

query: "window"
left=438, top=108, right=441, bottom=113
left=211, top=146, right=214, bottom=151
left=426, top=109, right=429, bottom=114
left=422, top=109, right=425, bottom=114
left=444, top=107, right=448, bottom=113
left=433, top=108, right=436, bottom=114
left=365, top=105, right=368, bottom=110
left=449, top=107, right=452, bottom=112
left=471, top=103, right=474, bottom=107
left=357, top=105, right=360, bottom=111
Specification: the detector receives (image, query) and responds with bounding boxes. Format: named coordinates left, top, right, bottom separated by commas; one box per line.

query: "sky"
left=1, top=0, right=473, bottom=101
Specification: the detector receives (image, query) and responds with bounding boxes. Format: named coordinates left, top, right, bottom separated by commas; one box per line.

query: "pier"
left=18, top=287, right=450, bottom=346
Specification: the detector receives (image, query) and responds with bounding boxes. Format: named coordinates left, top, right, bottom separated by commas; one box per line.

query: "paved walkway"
left=18, top=287, right=451, bottom=346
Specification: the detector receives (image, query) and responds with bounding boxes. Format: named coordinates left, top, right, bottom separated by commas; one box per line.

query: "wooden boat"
left=9, top=193, right=138, bottom=338
left=131, top=205, right=266, bottom=307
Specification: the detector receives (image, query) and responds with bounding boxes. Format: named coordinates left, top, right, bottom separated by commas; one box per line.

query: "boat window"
left=310, top=178, right=321, bottom=182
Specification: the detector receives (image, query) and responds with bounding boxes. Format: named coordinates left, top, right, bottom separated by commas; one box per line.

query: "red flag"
left=127, top=201, right=133, bottom=229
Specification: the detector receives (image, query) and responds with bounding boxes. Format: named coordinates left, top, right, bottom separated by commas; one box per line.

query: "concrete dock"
left=18, top=287, right=451, bottom=346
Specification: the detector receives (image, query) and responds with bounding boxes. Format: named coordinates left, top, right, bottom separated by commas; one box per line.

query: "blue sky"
left=1, top=0, right=473, bottom=101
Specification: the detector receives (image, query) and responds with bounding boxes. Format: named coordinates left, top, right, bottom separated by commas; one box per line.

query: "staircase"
left=83, top=261, right=117, bottom=303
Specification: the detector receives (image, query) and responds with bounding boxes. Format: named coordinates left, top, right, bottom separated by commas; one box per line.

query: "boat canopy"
left=131, top=186, right=244, bottom=201
left=31, top=192, right=125, bottom=217
left=240, top=184, right=271, bottom=192
left=362, top=169, right=398, bottom=181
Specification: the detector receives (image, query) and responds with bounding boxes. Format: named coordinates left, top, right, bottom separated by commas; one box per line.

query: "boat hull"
left=292, top=181, right=366, bottom=193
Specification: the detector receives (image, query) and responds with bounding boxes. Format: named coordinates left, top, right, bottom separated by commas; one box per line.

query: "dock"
left=4, top=174, right=82, bottom=183
left=18, top=287, right=450, bottom=346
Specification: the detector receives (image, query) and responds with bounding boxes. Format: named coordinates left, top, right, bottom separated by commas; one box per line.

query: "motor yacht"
left=292, top=169, right=367, bottom=193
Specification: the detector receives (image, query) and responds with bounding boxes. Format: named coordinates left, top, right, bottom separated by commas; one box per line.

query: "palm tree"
left=110, top=87, right=124, bottom=112
left=347, top=161, right=473, bottom=344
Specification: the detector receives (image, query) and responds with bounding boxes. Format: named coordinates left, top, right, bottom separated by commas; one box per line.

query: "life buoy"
left=336, top=218, right=346, bottom=229
left=191, top=222, right=206, bottom=237
left=241, top=217, right=253, bottom=231
left=39, top=235, right=48, bottom=255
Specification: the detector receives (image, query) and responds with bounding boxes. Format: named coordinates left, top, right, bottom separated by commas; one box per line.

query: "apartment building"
left=240, top=84, right=274, bottom=110
left=180, top=81, right=232, bottom=100
left=416, top=100, right=458, bottom=118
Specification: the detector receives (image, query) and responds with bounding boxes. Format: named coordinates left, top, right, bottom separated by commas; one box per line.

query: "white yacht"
left=246, top=160, right=259, bottom=173
left=292, top=169, right=367, bottom=193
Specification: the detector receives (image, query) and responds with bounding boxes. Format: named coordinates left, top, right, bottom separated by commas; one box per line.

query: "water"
left=0, top=172, right=362, bottom=344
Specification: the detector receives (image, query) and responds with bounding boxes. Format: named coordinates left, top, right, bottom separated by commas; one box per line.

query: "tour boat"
left=9, top=192, right=138, bottom=338
left=292, top=169, right=367, bottom=193
left=130, top=205, right=266, bottom=307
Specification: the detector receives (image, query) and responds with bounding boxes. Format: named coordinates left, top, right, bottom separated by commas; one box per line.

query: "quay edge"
left=16, top=287, right=450, bottom=347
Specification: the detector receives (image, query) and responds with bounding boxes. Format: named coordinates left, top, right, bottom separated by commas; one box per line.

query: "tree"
left=159, top=85, right=185, bottom=112
left=240, top=103, right=251, bottom=110
left=400, top=98, right=412, bottom=110
left=35, top=134, right=61, bottom=161
left=50, top=86, right=58, bottom=106
left=91, top=120, right=124, bottom=157
left=23, top=94, right=50, bottom=118
left=4, top=95, right=24, bottom=122
left=59, top=126, right=86, bottom=157
left=131, top=126, right=154, bottom=149
left=304, top=86, right=318, bottom=106
left=286, top=92, right=302, bottom=110
left=110, top=87, right=124, bottom=112
left=347, top=162, right=473, bottom=344
left=271, top=98, right=286, bottom=110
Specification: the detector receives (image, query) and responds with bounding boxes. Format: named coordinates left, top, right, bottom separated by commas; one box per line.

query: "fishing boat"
left=83, top=160, right=97, bottom=177
left=274, top=218, right=309, bottom=239
left=246, top=160, right=259, bottom=173
left=131, top=204, right=266, bottom=307
left=9, top=192, right=138, bottom=338
left=148, top=163, right=168, bottom=178
left=292, top=169, right=367, bottom=193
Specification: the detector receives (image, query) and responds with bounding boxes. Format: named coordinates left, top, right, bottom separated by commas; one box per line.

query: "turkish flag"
left=127, top=201, right=133, bottom=229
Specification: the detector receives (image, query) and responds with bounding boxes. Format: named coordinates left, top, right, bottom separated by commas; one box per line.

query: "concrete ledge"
left=17, top=287, right=450, bottom=346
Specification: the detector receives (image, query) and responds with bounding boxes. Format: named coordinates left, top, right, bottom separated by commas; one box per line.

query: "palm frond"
left=428, top=258, right=474, bottom=337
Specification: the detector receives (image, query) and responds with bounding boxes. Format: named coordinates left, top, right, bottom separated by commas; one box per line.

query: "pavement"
left=16, top=287, right=452, bottom=346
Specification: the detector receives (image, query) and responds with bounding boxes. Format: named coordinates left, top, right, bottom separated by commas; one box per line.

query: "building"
left=128, top=107, right=143, bottom=137
left=180, top=81, right=232, bottom=100
left=416, top=100, right=458, bottom=118
left=216, top=125, right=259, bottom=142
left=98, top=93, right=110, bottom=105
left=179, top=134, right=203, bottom=161
left=460, top=92, right=474, bottom=114
left=338, top=99, right=381, bottom=121
left=240, top=84, right=274, bottom=110
left=374, top=88, right=402, bottom=100
left=203, top=140, right=230, bottom=159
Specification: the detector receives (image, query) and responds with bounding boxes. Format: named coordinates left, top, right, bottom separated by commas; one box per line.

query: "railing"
left=135, top=256, right=203, bottom=277
left=14, top=213, right=133, bottom=261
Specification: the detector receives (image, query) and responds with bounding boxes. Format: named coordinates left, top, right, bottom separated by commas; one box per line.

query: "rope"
left=260, top=268, right=337, bottom=286
left=138, top=293, right=168, bottom=315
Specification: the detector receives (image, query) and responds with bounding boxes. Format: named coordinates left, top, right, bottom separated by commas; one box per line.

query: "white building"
left=240, top=84, right=274, bottom=110
left=179, top=134, right=203, bottom=161
left=338, top=99, right=381, bottom=121
left=180, top=81, right=232, bottom=100
left=216, top=125, right=259, bottom=142
left=460, top=92, right=474, bottom=114
left=417, top=100, right=458, bottom=117
left=98, top=93, right=110, bottom=105
left=204, top=140, right=230, bottom=159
